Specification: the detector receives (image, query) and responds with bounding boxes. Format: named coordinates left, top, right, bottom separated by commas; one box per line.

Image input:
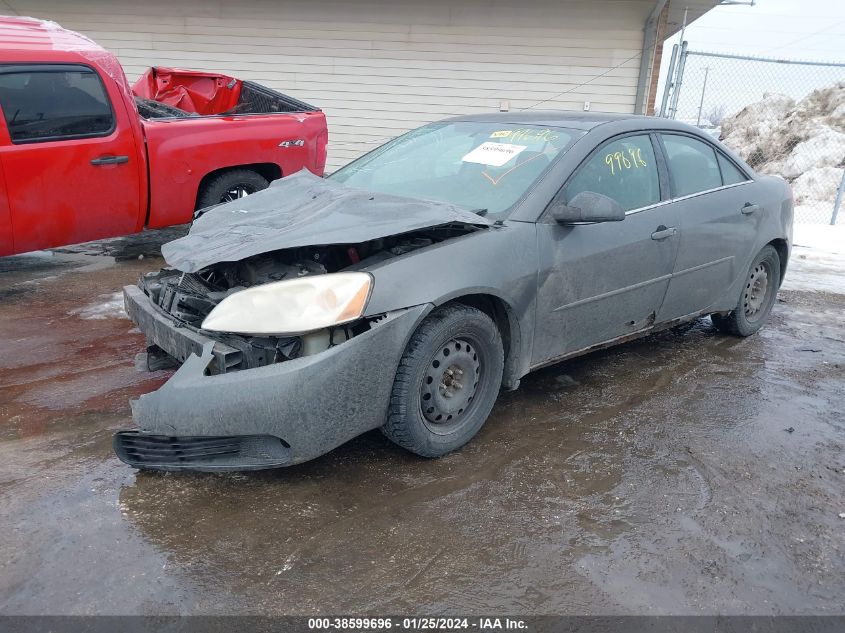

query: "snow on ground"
left=781, top=224, right=845, bottom=295
left=794, top=223, right=845, bottom=255
left=69, top=291, right=127, bottom=320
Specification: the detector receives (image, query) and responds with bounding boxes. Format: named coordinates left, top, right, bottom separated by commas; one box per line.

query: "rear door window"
left=717, top=152, right=749, bottom=185
left=661, top=134, right=722, bottom=197
left=564, top=134, right=660, bottom=212
left=0, top=64, right=114, bottom=143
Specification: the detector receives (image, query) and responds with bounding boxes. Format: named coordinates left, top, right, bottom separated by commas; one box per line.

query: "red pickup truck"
left=0, top=17, right=328, bottom=256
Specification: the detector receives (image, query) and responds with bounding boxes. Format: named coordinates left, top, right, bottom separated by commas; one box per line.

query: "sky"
left=656, top=0, right=845, bottom=122
left=664, top=0, right=845, bottom=61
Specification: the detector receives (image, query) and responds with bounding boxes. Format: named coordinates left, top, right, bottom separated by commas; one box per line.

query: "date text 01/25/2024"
left=307, top=618, right=528, bottom=630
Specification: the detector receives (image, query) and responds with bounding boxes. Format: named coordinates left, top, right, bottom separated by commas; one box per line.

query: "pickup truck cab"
left=0, top=16, right=328, bottom=256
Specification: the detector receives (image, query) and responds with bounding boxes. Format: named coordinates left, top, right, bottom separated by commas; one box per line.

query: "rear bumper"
left=119, top=285, right=429, bottom=471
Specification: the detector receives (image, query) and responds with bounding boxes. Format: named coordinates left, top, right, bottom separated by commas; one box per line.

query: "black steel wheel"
left=382, top=304, right=504, bottom=458
left=712, top=245, right=781, bottom=337
left=420, top=336, right=482, bottom=433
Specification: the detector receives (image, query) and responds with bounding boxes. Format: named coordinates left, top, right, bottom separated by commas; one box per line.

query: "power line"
left=758, top=18, right=845, bottom=55
left=518, top=52, right=641, bottom=111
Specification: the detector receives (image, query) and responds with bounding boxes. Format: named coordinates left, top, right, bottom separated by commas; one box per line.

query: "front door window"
left=564, top=134, right=660, bottom=212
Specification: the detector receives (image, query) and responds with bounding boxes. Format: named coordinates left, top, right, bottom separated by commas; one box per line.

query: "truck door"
left=0, top=63, right=143, bottom=254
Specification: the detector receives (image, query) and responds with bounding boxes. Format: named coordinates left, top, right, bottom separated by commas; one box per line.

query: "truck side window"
left=0, top=65, right=114, bottom=143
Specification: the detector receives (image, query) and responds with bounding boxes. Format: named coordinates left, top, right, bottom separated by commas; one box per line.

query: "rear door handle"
left=741, top=203, right=760, bottom=215
left=651, top=226, right=677, bottom=241
left=90, top=155, right=129, bottom=166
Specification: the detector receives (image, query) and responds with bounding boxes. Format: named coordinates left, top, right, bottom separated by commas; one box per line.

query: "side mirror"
left=550, top=191, right=626, bottom=224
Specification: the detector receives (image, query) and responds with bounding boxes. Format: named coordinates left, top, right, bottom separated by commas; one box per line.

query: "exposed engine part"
left=218, top=334, right=302, bottom=369
left=389, top=237, right=432, bottom=256
left=301, top=327, right=350, bottom=356
left=138, top=225, right=475, bottom=372
left=198, top=257, right=327, bottom=292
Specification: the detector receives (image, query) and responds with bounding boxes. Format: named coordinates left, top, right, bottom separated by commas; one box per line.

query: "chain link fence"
left=661, top=50, right=845, bottom=225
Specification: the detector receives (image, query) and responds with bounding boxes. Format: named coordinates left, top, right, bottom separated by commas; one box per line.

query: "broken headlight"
left=201, top=272, right=372, bottom=336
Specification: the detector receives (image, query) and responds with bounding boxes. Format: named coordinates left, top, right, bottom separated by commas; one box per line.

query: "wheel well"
left=195, top=163, right=282, bottom=210
left=767, top=238, right=789, bottom=285
left=443, top=294, right=522, bottom=390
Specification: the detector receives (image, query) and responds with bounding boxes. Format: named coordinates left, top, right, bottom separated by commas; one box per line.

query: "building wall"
left=7, top=0, right=653, bottom=170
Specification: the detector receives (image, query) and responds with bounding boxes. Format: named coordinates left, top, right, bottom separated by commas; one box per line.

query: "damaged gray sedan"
left=115, top=112, right=793, bottom=471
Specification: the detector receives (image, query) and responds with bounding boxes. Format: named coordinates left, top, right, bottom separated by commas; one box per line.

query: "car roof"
left=444, top=111, right=650, bottom=131
left=0, top=15, right=104, bottom=53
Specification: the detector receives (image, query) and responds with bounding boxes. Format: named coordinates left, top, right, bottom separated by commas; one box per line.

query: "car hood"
left=162, top=170, right=493, bottom=273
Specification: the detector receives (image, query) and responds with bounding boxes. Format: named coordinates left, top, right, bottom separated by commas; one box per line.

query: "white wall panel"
left=8, top=0, right=652, bottom=169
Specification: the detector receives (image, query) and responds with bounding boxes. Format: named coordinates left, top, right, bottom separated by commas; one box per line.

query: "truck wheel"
left=195, top=169, right=270, bottom=216
left=712, top=245, right=781, bottom=337
left=382, top=304, right=504, bottom=458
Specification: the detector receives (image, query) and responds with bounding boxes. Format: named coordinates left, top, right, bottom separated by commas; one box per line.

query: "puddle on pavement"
left=0, top=233, right=843, bottom=615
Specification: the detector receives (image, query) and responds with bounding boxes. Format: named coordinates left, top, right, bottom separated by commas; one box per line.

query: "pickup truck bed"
left=132, top=67, right=318, bottom=117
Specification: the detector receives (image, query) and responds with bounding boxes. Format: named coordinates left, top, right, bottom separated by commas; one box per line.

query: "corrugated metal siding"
left=6, top=0, right=652, bottom=170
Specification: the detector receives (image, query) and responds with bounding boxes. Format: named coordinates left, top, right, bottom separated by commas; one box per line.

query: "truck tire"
left=712, top=245, right=781, bottom=337
left=195, top=169, right=270, bottom=216
left=382, top=304, right=504, bottom=458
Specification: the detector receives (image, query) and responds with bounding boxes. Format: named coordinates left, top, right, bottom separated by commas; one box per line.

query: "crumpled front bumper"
left=117, top=285, right=429, bottom=471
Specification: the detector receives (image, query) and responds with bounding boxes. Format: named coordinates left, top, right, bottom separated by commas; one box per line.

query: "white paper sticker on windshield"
left=461, top=142, right=527, bottom=167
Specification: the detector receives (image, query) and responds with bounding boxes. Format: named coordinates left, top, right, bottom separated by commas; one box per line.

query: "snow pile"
left=781, top=126, right=845, bottom=179
left=791, top=166, right=842, bottom=209
left=720, top=93, right=796, bottom=172
left=69, top=291, right=127, bottom=320
left=720, top=83, right=845, bottom=221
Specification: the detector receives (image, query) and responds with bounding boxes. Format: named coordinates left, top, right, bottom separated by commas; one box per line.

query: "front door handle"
left=651, top=225, right=677, bottom=241
left=90, top=155, right=129, bottom=166
left=741, top=203, right=760, bottom=215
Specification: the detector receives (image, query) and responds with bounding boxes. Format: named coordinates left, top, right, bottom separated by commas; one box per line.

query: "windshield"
left=330, top=122, right=581, bottom=217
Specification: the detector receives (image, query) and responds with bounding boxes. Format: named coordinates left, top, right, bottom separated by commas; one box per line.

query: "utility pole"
left=696, top=66, right=710, bottom=126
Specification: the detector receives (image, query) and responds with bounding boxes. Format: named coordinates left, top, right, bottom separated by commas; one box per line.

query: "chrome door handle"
left=741, top=203, right=760, bottom=215
left=91, top=155, right=129, bottom=166
left=651, top=226, right=677, bottom=241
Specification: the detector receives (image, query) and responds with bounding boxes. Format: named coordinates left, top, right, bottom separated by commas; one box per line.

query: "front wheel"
left=712, top=245, right=781, bottom=337
left=382, top=304, right=504, bottom=458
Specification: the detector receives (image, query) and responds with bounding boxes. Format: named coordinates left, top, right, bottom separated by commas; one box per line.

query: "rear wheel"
left=712, top=245, right=781, bottom=337
left=382, top=304, right=504, bottom=458
left=195, top=169, right=270, bottom=217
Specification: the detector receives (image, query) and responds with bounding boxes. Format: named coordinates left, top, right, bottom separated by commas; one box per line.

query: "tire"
left=712, top=245, right=781, bottom=337
left=195, top=169, right=270, bottom=216
left=382, top=304, right=504, bottom=458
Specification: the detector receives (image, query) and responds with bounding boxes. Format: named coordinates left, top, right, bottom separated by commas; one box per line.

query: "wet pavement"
left=0, top=230, right=843, bottom=616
